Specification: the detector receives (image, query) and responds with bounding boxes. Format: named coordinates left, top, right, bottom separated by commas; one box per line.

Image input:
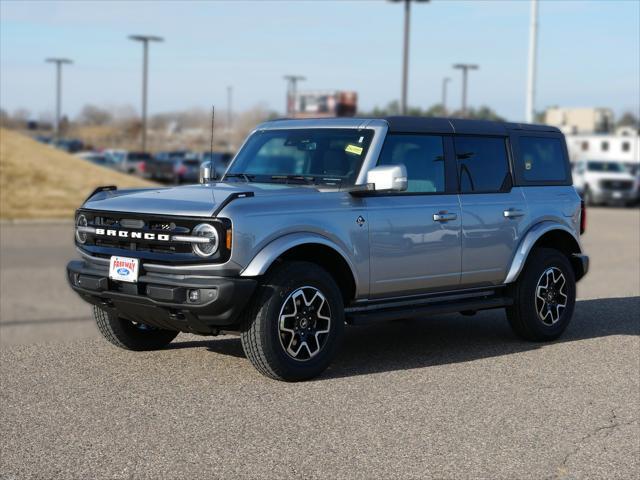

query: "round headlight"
left=192, top=223, right=219, bottom=257
left=75, top=214, right=88, bottom=244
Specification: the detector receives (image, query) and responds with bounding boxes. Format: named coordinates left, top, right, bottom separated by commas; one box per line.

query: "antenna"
left=210, top=106, right=216, bottom=180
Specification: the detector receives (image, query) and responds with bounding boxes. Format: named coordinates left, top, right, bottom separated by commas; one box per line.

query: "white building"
left=545, top=107, right=614, bottom=134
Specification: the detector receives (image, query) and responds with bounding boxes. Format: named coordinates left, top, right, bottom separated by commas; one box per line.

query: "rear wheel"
left=93, top=306, right=178, bottom=351
left=506, top=248, right=576, bottom=341
left=240, top=261, right=345, bottom=381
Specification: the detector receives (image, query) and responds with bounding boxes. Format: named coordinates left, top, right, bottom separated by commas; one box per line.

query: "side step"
left=345, top=289, right=513, bottom=325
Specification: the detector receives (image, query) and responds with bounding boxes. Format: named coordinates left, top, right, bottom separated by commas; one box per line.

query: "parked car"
left=573, top=160, right=638, bottom=206
left=118, top=151, right=153, bottom=176
left=67, top=117, right=588, bottom=381
left=76, top=152, right=119, bottom=170
left=54, top=138, right=84, bottom=153
left=146, top=151, right=194, bottom=183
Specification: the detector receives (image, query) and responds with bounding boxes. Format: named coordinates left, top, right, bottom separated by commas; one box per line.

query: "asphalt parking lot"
left=1, top=207, right=639, bottom=479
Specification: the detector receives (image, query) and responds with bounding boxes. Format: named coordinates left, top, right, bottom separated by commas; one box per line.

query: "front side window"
left=226, top=128, right=374, bottom=186
left=519, top=136, right=569, bottom=183
left=377, top=134, right=445, bottom=193
left=454, top=137, right=510, bottom=193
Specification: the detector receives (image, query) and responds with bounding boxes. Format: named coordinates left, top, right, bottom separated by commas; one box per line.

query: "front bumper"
left=66, top=256, right=256, bottom=334
left=592, top=189, right=638, bottom=204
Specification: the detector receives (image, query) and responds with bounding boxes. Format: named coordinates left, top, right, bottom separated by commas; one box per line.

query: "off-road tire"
left=93, top=306, right=178, bottom=351
left=506, top=248, right=576, bottom=341
left=240, top=261, right=345, bottom=381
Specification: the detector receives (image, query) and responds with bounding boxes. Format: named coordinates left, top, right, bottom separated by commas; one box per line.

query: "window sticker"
left=345, top=144, right=363, bottom=155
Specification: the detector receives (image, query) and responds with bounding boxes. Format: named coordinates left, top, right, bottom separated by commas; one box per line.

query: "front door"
left=366, top=134, right=462, bottom=298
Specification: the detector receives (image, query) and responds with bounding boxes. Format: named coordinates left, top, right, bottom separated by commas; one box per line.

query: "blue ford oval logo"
left=117, top=267, right=130, bottom=276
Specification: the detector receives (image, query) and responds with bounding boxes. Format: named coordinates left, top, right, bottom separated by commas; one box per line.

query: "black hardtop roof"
left=383, top=116, right=561, bottom=135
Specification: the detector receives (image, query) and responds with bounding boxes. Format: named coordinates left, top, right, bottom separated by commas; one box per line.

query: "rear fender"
left=504, top=221, right=583, bottom=284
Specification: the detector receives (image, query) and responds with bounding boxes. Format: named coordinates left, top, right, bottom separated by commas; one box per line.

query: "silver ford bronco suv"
left=67, top=117, right=589, bottom=381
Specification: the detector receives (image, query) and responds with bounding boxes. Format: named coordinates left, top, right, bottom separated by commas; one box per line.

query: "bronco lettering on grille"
left=94, top=228, right=170, bottom=241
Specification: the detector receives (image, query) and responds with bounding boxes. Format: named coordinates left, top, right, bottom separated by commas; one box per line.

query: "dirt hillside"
left=0, top=128, right=156, bottom=219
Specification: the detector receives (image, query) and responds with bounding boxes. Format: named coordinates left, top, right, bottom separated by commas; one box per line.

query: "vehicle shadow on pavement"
left=167, top=296, right=639, bottom=379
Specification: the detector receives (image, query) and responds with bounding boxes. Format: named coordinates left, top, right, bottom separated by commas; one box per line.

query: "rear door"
left=366, top=133, right=462, bottom=298
left=455, top=135, right=530, bottom=287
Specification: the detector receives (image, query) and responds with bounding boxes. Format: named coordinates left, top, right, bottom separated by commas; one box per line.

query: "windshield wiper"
left=224, top=173, right=254, bottom=182
left=270, top=175, right=316, bottom=185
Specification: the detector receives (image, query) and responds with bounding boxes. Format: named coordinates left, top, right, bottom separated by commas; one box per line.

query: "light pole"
left=526, top=0, right=539, bottom=123
left=45, top=58, right=72, bottom=141
left=283, top=75, right=305, bottom=117
left=441, top=77, right=451, bottom=115
left=128, top=34, right=163, bottom=152
left=453, top=63, right=479, bottom=117
left=391, top=0, right=429, bottom=115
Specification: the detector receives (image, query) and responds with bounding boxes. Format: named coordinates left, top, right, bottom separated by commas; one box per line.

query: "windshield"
left=225, top=128, right=374, bottom=186
left=587, top=161, right=624, bottom=172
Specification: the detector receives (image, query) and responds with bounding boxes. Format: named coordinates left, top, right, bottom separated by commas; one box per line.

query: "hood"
left=585, top=171, right=635, bottom=181
left=83, top=182, right=319, bottom=217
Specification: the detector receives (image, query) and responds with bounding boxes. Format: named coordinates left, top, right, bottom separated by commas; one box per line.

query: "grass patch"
left=0, top=128, right=157, bottom=219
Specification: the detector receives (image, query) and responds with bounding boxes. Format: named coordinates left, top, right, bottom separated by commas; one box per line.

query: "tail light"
left=580, top=200, right=586, bottom=235
left=175, top=164, right=187, bottom=176
left=138, top=161, right=146, bottom=173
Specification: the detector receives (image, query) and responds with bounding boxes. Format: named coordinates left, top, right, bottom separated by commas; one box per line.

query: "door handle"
left=433, top=211, right=458, bottom=222
left=503, top=208, right=525, bottom=218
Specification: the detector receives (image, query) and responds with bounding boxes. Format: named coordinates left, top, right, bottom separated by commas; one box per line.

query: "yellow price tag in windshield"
left=345, top=144, right=363, bottom=155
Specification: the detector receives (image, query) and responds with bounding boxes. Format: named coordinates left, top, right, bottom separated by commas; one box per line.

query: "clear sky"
left=1, top=0, right=639, bottom=122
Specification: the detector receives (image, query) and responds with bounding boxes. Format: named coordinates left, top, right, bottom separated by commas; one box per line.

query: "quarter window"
left=519, top=136, right=569, bottom=183
left=454, top=137, right=510, bottom=193
left=377, top=134, right=445, bottom=193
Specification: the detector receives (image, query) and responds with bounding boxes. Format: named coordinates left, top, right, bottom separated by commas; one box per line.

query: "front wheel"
left=240, top=261, right=345, bottom=381
left=93, top=306, right=178, bottom=351
left=506, top=248, right=576, bottom=341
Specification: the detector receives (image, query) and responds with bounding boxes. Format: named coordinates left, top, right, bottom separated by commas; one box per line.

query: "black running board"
left=345, top=291, right=513, bottom=325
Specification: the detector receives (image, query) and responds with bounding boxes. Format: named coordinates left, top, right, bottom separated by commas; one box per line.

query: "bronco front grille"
left=76, top=209, right=231, bottom=263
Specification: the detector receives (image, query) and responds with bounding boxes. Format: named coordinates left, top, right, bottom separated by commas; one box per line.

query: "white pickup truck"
left=573, top=160, right=639, bottom=206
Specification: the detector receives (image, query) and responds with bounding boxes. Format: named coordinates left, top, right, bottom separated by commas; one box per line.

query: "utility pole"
left=391, top=0, right=429, bottom=115
left=128, top=34, right=163, bottom=152
left=442, top=77, right=451, bottom=115
left=45, top=58, right=72, bottom=141
left=453, top=63, right=479, bottom=117
left=283, top=75, right=305, bottom=117
left=526, top=0, right=539, bottom=123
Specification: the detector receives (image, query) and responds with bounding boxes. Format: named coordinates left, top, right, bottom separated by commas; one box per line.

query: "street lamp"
left=441, top=77, right=451, bottom=115
left=390, top=0, right=430, bottom=115
left=526, top=0, right=539, bottom=123
left=45, top=58, right=73, bottom=141
left=128, top=34, right=163, bottom=152
left=453, top=63, right=479, bottom=117
left=283, top=75, right=305, bottom=117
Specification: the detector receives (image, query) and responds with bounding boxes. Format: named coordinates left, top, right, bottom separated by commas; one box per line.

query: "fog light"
left=188, top=289, right=200, bottom=303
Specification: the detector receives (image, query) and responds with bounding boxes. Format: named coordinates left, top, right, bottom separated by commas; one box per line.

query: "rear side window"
left=377, top=134, right=445, bottom=193
left=454, top=136, right=510, bottom=193
left=519, top=136, right=569, bottom=183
